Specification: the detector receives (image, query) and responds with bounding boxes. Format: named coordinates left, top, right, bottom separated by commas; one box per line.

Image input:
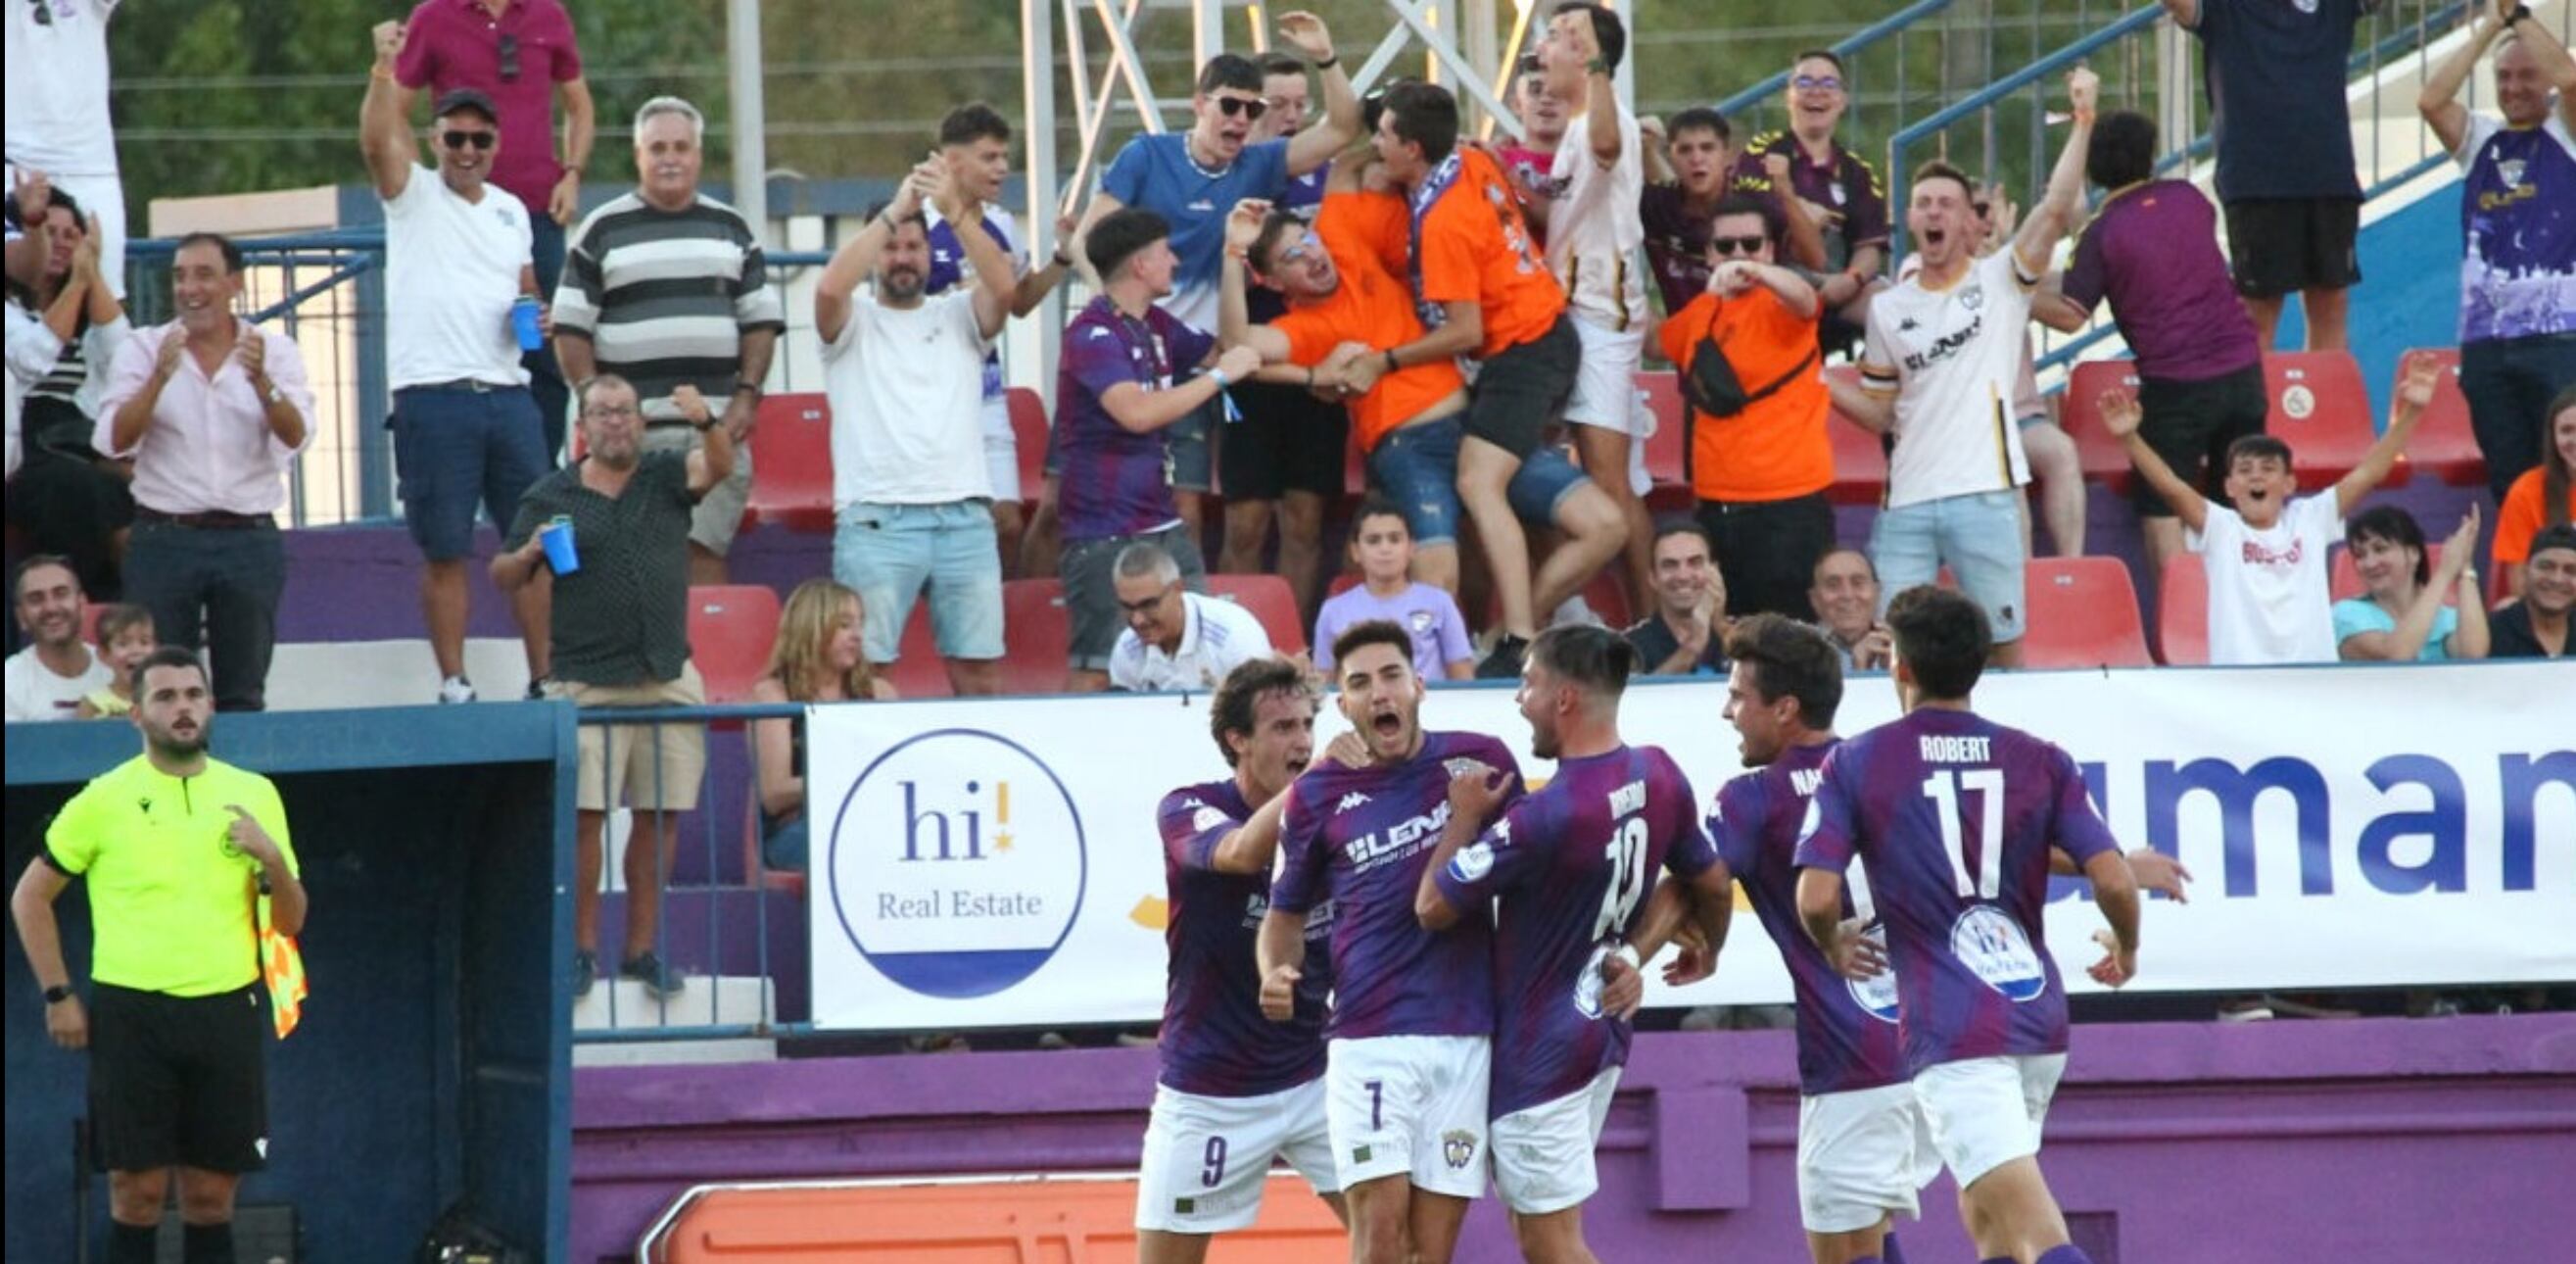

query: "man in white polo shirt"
left=363, top=23, right=550, bottom=703
left=1110, top=541, right=1273, bottom=693
left=1827, top=69, right=2099, bottom=666
left=1535, top=2, right=1656, bottom=608
left=815, top=159, right=1015, bottom=695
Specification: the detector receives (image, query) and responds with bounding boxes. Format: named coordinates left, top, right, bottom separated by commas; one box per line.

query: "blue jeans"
left=1367, top=416, right=1594, bottom=549
left=833, top=501, right=1006, bottom=663
left=390, top=383, right=549, bottom=560
left=123, top=516, right=288, bottom=711
left=528, top=214, right=570, bottom=464
left=1868, top=489, right=2028, bottom=644
left=2460, top=332, right=2576, bottom=504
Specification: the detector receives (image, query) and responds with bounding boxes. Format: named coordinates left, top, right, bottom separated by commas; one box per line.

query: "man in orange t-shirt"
left=1218, top=176, right=1472, bottom=592
left=1655, top=193, right=1835, bottom=620
left=1338, top=81, right=1623, bottom=678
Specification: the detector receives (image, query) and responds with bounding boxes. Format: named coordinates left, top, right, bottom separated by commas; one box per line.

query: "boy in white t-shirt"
left=1533, top=3, right=1657, bottom=608
left=2100, top=355, right=2441, bottom=664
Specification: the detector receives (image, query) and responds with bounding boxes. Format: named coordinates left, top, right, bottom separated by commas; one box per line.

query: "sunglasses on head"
left=443, top=129, right=499, bottom=151
left=1214, top=96, right=1269, bottom=122
left=1709, top=234, right=1768, bottom=257
left=1791, top=73, right=1843, bottom=92
left=498, top=32, right=521, bottom=82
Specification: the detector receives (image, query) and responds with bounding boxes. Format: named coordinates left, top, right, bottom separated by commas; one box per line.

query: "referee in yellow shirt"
left=11, top=646, right=307, bottom=1264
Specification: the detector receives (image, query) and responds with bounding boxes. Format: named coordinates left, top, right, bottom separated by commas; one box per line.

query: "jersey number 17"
left=1924, top=769, right=2005, bottom=900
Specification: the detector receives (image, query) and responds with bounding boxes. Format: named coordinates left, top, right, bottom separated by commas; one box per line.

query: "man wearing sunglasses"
left=391, top=0, right=596, bottom=462
left=5, top=0, right=126, bottom=299
left=1076, top=11, right=1360, bottom=550
left=1738, top=50, right=1891, bottom=356
left=365, top=27, right=551, bottom=706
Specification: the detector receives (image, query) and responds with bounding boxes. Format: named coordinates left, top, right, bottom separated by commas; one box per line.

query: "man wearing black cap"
left=364, top=22, right=551, bottom=704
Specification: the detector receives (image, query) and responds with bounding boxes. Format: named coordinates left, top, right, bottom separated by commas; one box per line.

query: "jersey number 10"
left=1594, top=816, right=1651, bottom=940
left=1923, top=769, right=2005, bottom=900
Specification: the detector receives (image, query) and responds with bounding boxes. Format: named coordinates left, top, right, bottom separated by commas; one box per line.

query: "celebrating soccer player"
left=1415, top=624, right=1730, bottom=1264
left=1792, top=587, right=2142, bottom=1264
left=1260, top=619, right=1524, bottom=1264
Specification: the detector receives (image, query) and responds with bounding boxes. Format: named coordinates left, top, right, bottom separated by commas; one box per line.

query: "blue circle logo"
left=824, top=728, right=1088, bottom=999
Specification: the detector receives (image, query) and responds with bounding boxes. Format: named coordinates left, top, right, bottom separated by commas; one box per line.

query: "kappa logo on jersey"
left=1191, top=805, right=1231, bottom=833
left=1441, top=1129, right=1480, bottom=1169
left=1335, top=791, right=1374, bottom=814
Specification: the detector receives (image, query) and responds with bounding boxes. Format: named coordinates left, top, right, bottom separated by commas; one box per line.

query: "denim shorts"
left=1366, top=416, right=1593, bottom=548
left=832, top=500, right=1006, bottom=663
left=391, top=383, right=548, bottom=561
left=1168, top=394, right=1220, bottom=493
left=1867, top=489, right=2027, bottom=643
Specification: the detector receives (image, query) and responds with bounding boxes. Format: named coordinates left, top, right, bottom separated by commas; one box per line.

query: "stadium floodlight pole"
left=726, top=0, right=769, bottom=248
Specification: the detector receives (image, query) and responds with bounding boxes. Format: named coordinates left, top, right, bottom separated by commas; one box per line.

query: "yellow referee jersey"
left=45, top=754, right=299, bottom=997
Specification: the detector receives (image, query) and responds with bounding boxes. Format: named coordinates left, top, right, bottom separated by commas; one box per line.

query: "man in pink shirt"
left=393, top=0, right=595, bottom=461
left=95, top=234, right=313, bottom=712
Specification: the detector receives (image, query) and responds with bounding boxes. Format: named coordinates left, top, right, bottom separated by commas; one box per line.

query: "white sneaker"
left=1550, top=595, right=1604, bottom=629
left=437, top=676, right=478, bottom=705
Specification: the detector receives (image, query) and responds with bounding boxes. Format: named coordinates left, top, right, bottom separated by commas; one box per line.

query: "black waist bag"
left=1678, top=323, right=1819, bottom=486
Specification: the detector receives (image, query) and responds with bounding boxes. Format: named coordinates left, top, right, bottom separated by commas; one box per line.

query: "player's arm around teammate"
left=1412, top=758, right=1517, bottom=930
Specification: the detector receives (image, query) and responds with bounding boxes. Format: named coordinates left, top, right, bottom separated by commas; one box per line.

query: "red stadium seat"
left=744, top=393, right=836, bottom=531
left=998, top=578, right=1072, bottom=695
left=2329, top=543, right=2446, bottom=603
left=2019, top=557, right=2152, bottom=669
left=2262, top=350, right=2398, bottom=491
left=2058, top=360, right=2142, bottom=494
left=2156, top=553, right=2210, bottom=666
left=687, top=585, right=783, bottom=705
left=2398, top=348, right=2486, bottom=487
left=1006, top=386, right=1049, bottom=506
left=1207, top=573, right=1309, bottom=655
left=1635, top=368, right=1691, bottom=510
left=1822, top=365, right=1889, bottom=506
left=880, top=600, right=953, bottom=700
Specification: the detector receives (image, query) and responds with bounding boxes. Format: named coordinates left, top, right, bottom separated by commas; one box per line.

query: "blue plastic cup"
left=510, top=296, right=544, bottom=352
left=538, top=516, right=579, bottom=575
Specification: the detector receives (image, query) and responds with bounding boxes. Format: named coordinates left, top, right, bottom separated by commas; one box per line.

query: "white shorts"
left=1797, top=1081, right=1940, bottom=1234
left=1911, top=1053, right=2068, bottom=1190
left=979, top=393, right=1021, bottom=504
left=1324, top=1035, right=1492, bottom=1199
left=1134, top=1077, right=1337, bottom=1234
left=1559, top=319, right=1654, bottom=497
left=1491, top=1066, right=1622, bottom=1215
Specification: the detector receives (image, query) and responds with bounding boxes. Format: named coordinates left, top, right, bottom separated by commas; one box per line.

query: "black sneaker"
left=570, top=949, right=596, bottom=999
left=1475, top=634, right=1529, bottom=680
left=620, top=951, right=686, bottom=1000
left=525, top=676, right=551, bottom=701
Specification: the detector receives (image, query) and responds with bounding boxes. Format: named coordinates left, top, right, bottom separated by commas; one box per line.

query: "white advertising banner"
left=806, top=662, right=2575, bottom=1032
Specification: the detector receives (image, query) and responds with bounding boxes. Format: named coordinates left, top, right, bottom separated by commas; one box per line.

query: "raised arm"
left=2160, top=0, right=2200, bottom=30
left=2419, top=6, right=2511, bottom=153
left=1218, top=200, right=1297, bottom=365
left=2011, top=68, right=2098, bottom=273
left=2338, top=354, right=2440, bottom=515
left=671, top=385, right=737, bottom=494
left=360, top=23, right=418, bottom=201
left=1013, top=210, right=1077, bottom=316
left=815, top=165, right=930, bottom=345
left=1715, top=258, right=1820, bottom=320
left=2344, top=508, right=2484, bottom=660
left=1208, top=784, right=1299, bottom=875
left=2511, top=1, right=2576, bottom=136
left=1569, top=19, right=1621, bottom=168
left=1763, top=152, right=1832, bottom=273
left=1639, top=117, right=1674, bottom=184
left=939, top=174, right=1020, bottom=340
left=1277, top=13, right=1359, bottom=177
left=2101, top=388, right=2210, bottom=533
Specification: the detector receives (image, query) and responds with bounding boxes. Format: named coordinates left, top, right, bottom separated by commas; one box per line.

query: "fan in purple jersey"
left=1792, top=587, right=2141, bottom=1264
left=1259, top=619, right=1522, bottom=1264
left=1414, top=624, right=1730, bottom=1262
left=1137, top=656, right=1351, bottom=1260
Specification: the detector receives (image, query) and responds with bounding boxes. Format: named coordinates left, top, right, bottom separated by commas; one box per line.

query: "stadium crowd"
left=5, top=2, right=2571, bottom=1261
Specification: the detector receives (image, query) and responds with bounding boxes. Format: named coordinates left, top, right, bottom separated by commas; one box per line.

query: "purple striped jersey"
left=1791, top=708, right=2119, bottom=1074
left=1156, top=779, right=1332, bottom=1097
left=1434, top=745, right=1719, bottom=1116
left=1270, top=731, right=1524, bottom=1042
left=1707, top=739, right=1908, bottom=1096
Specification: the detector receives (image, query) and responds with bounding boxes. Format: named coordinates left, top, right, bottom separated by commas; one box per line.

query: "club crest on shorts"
left=1442, top=1129, right=1480, bottom=1169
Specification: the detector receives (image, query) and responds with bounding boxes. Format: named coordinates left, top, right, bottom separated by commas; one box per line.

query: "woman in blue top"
left=2333, top=505, right=2490, bottom=662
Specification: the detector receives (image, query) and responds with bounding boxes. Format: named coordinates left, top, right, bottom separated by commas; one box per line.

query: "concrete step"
left=575, top=972, right=774, bottom=1033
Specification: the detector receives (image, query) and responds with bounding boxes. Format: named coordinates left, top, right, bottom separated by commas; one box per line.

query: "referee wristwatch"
left=43, top=984, right=73, bottom=1005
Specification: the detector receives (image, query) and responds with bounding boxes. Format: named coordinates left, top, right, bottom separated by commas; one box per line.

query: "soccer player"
left=1260, top=619, right=1524, bottom=1264
left=1139, top=656, right=1343, bottom=1261
left=1792, top=586, right=2142, bottom=1264
left=1414, top=624, right=1730, bottom=1264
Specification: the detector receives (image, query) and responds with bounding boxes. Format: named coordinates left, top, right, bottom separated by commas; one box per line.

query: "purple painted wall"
left=573, top=1015, right=2576, bottom=1264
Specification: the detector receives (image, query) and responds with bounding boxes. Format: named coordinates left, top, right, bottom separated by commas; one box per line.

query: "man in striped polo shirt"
left=553, top=95, right=784, bottom=585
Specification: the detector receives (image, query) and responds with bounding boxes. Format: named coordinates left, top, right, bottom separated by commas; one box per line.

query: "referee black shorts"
left=90, top=983, right=269, bottom=1174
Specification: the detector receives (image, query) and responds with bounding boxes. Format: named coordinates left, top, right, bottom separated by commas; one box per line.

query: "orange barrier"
left=645, top=1172, right=1345, bottom=1263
